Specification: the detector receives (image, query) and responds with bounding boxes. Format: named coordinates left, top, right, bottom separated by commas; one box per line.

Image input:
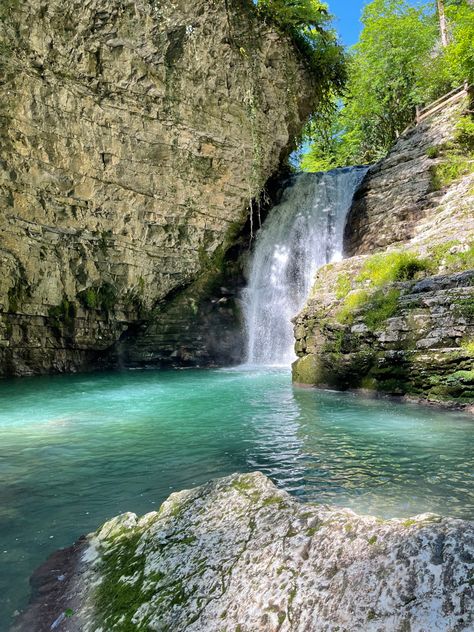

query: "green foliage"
left=431, top=153, right=474, bottom=189
left=429, top=240, right=474, bottom=271
left=256, top=1, right=346, bottom=103
left=48, top=299, right=77, bottom=330
left=455, top=115, right=474, bottom=152
left=363, top=288, right=401, bottom=330
left=77, top=283, right=118, bottom=313
left=299, top=0, right=474, bottom=171
left=335, top=272, right=351, bottom=299
left=356, top=250, right=430, bottom=287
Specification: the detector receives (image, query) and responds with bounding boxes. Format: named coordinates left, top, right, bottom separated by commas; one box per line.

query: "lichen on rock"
left=12, top=472, right=474, bottom=631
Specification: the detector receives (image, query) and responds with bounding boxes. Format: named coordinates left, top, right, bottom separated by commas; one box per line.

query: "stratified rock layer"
left=12, top=473, right=474, bottom=632
left=293, top=100, right=474, bottom=407
left=0, top=0, right=317, bottom=376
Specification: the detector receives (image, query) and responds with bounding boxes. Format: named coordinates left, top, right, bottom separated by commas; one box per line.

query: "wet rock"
left=293, top=101, right=474, bottom=408
left=12, top=472, right=474, bottom=632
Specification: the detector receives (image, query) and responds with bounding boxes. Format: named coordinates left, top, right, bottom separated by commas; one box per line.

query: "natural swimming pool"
left=0, top=367, right=472, bottom=628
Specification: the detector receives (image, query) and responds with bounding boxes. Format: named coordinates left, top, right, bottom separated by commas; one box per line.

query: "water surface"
left=0, top=367, right=472, bottom=628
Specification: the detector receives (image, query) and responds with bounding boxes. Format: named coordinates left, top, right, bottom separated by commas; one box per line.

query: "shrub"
left=455, top=116, right=474, bottom=153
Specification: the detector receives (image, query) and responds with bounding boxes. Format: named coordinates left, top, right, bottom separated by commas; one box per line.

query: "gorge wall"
left=293, top=98, right=474, bottom=408
left=0, top=0, right=317, bottom=376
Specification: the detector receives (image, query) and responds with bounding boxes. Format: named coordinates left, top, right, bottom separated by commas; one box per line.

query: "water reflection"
left=0, top=367, right=472, bottom=629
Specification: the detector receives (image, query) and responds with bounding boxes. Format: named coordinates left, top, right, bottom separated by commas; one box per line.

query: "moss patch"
left=48, top=299, right=77, bottom=331
left=77, top=282, right=118, bottom=313
left=94, top=529, right=151, bottom=631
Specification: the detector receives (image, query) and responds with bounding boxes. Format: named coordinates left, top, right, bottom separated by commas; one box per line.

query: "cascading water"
left=243, top=167, right=368, bottom=366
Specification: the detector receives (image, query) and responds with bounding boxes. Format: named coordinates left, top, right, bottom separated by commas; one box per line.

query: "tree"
left=437, top=0, right=449, bottom=46
left=298, top=0, right=474, bottom=171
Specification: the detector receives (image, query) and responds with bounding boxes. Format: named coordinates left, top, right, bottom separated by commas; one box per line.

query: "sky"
left=328, top=0, right=369, bottom=46
left=328, top=0, right=423, bottom=46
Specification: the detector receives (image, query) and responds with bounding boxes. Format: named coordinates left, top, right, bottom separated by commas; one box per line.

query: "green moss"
left=402, top=519, right=417, bottom=527
left=7, top=273, right=30, bottom=313
left=48, top=299, right=77, bottom=330
left=367, top=535, right=377, bottom=545
left=292, top=353, right=323, bottom=385
left=230, top=477, right=254, bottom=493
left=336, top=289, right=369, bottom=324
left=367, top=609, right=376, bottom=621
left=306, top=526, right=320, bottom=536
left=357, top=251, right=430, bottom=287
left=461, top=340, right=474, bottom=356
left=363, top=288, right=401, bottom=330
left=430, top=241, right=474, bottom=273
left=335, top=272, right=351, bottom=299
left=98, top=230, right=113, bottom=255
left=431, top=155, right=474, bottom=190
left=425, top=145, right=440, bottom=159
left=453, top=297, right=474, bottom=321
left=0, top=0, right=19, bottom=23
left=262, top=495, right=285, bottom=507
left=94, top=529, right=151, bottom=630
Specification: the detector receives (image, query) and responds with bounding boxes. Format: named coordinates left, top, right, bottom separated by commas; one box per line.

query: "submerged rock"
left=13, top=472, right=474, bottom=631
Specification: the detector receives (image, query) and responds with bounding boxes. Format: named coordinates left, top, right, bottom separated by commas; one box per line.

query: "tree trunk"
left=437, top=0, right=449, bottom=47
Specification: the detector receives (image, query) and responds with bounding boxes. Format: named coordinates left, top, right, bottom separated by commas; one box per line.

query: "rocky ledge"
left=293, top=99, right=474, bottom=408
left=12, top=472, right=474, bottom=632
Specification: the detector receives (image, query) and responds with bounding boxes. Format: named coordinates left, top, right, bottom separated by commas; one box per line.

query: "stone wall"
left=293, top=100, right=474, bottom=408
left=0, top=0, right=317, bottom=376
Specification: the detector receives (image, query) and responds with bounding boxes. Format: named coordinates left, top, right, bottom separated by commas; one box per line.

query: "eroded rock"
left=0, top=0, right=317, bottom=376
left=12, top=472, right=474, bottom=631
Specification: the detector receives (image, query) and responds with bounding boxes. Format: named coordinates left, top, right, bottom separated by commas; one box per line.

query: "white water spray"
left=243, top=167, right=368, bottom=366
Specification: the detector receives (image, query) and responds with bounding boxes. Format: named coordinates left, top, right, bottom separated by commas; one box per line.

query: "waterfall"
left=243, top=167, right=368, bottom=366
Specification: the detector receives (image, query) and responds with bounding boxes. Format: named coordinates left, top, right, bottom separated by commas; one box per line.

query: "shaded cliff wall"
left=0, top=0, right=317, bottom=376
left=293, top=99, right=474, bottom=408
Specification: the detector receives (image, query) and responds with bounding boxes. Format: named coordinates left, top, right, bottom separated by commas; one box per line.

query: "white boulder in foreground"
left=13, top=472, right=474, bottom=631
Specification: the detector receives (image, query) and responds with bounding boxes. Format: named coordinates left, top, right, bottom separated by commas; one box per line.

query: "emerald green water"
left=0, top=367, right=473, bottom=629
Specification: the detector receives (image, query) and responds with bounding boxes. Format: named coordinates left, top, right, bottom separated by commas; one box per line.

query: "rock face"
left=12, top=473, right=474, bottom=632
left=293, top=99, right=474, bottom=408
left=0, top=0, right=317, bottom=376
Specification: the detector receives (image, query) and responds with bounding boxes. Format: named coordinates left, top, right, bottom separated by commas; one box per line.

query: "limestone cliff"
left=293, top=98, right=474, bottom=408
left=0, top=0, right=317, bottom=376
left=12, top=473, right=474, bottom=632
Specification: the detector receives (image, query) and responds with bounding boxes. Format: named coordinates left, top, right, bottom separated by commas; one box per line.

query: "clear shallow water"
left=0, top=367, right=473, bottom=628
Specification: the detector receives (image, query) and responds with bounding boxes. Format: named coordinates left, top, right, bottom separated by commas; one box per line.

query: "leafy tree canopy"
left=255, top=1, right=347, bottom=105
left=299, top=0, right=474, bottom=172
